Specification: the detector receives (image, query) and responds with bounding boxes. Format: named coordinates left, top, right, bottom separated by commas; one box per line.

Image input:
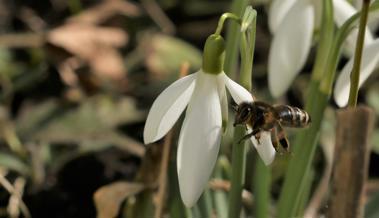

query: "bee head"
left=230, top=101, right=238, bottom=112
left=233, top=102, right=254, bottom=127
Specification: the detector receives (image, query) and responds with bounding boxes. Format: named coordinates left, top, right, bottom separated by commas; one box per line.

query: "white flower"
left=268, top=0, right=374, bottom=98
left=268, top=0, right=314, bottom=98
left=143, top=70, right=276, bottom=207
left=333, top=39, right=379, bottom=106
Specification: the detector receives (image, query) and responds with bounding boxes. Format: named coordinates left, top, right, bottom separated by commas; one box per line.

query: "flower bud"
left=202, top=34, right=225, bottom=74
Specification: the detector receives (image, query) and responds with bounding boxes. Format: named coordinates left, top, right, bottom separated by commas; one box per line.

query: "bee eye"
left=240, top=107, right=251, bottom=120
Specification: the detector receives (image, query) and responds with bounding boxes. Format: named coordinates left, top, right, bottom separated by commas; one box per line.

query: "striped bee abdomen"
left=275, top=105, right=311, bottom=128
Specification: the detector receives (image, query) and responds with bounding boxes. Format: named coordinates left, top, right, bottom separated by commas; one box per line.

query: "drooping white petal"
left=268, top=0, right=296, bottom=34
left=354, top=0, right=379, bottom=31
left=312, top=0, right=323, bottom=30
left=143, top=73, right=196, bottom=144
left=177, top=71, right=222, bottom=207
left=217, top=76, right=228, bottom=131
left=250, top=131, right=276, bottom=165
left=334, top=39, right=379, bottom=107
left=222, top=73, right=254, bottom=104
left=268, top=1, right=314, bottom=98
left=333, top=0, right=373, bottom=55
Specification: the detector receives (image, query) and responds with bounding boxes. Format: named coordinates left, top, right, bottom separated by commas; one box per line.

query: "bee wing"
left=272, top=122, right=290, bottom=153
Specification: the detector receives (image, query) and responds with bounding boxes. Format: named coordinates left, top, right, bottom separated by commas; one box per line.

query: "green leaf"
left=0, top=153, right=30, bottom=175
left=365, top=190, right=379, bottom=218
left=16, top=95, right=146, bottom=157
left=239, top=7, right=256, bottom=88
left=142, top=34, right=202, bottom=80
left=241, top=6, right=256, bottom=32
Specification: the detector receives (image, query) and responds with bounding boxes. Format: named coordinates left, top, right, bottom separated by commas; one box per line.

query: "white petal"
left=353, top=0, right=379, bottom=30
left=217, top=77, right=228, bottom=131
left=250, top=131, right=276, bottom=165
left=268, top=0, right=297, bottom=34
left=312, top=0, right=323, bottom=30
left=222, top=73, right=254, bottom=104
left=333, top=0, right=358, bottom=25
left=268, top=1, right=314, bottom=98
left=177, top=71, right=222, bottom=207
left=333, top=0, right=373, bottom=55
left=334, top=39, right=379, bottom=107
left=143, top=73, right=196, bottom=144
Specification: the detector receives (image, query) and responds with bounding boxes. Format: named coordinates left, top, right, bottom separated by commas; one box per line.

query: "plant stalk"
left=253, top=158, right=271, bottom=218
left=215, top=13, right=242, bottom=36
left=224, top=0, right=249, bottom=78
left=228, top=6, right=256, bottom=218
left=277, top=0, right=334, bottom=216
left=347, top=0, right=370, bottom=107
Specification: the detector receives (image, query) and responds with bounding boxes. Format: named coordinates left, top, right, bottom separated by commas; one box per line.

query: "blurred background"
left=0, top=0, right=377, bottom=217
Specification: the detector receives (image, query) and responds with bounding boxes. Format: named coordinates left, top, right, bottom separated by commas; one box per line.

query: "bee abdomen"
left=275, top=105, right=311, bottom=128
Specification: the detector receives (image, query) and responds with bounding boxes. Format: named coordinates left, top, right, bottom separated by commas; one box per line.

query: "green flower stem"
left=228, top=127, right=248, bottom=218
left=311, top=0, right=334, bottom=82
left=321, top=0, right=379, bottom=95
left=228, top=7, right=256, bottom=218
left=277, top=90, right=329, bottom=218
left=243, top=11, right=271, bottom=218
left=253, top=158, right=271, bottom=218
left=215, top=13, right=242, bottom=36
left=214, top=157, right=229, bottom=217
left=277, top=1, right=333, bottom=217
left=224, top=0, right=249, bottom=78
left=348, top=0, right=370, bottom=107
left=198, top=188, right=213, bottom=217
left=277, top=1, right=379, bottom=217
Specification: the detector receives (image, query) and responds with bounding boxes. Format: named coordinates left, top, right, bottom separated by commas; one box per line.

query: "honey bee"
left=232, top=101, right=311, bottom=152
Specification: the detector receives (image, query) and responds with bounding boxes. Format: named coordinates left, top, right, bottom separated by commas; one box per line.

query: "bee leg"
left=276, top=122, right=290, bottom=153
left=238, top=132, right=254, bottom=144
left=270, top=128, right=280, bottom=153
left=238, top=128, right=259, bottom=144
left=254, top=132, right=261, bottom=144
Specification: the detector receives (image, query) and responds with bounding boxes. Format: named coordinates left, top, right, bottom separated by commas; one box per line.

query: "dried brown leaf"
left=48, top=23, right=127, bottom=56
left=94, top=182, right=145, bottom=218
left=90, top=46, right=126, bottom=80
left=69, top=0, right=141, bottom=24
left=48, top=23, right=128, bottom=80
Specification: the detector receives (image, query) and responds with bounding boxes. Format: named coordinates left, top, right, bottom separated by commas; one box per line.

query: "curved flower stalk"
left=268, top=0, right=374, bottom=98
left=144, top=34, right=275, bottom=207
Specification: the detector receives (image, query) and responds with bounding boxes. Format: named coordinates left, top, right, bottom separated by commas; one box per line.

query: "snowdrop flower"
left=268, top=0, right=374, bottom=98
left=144, top=34, right=275, bottom=207
left=334, top=38, right=379, bottom=106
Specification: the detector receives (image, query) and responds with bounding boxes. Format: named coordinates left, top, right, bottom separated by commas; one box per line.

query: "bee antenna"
left=230, top=101, right=238, bottom=112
